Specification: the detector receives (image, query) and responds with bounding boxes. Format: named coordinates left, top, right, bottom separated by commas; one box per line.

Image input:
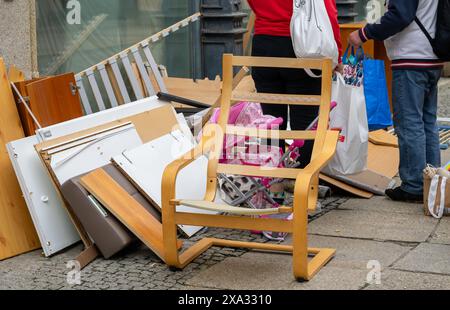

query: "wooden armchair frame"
left=162, top=54, right=339, bottom=281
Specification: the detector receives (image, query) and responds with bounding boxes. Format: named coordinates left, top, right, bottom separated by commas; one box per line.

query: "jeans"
left=251, top=35, right=321, bottom=168
left=392, top=69, right=442, bottom=195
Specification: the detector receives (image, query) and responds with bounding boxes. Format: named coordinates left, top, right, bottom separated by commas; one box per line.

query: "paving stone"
left=186, top=252, right=368, bottom=290
left=365, top=270, right=450, bottom=290
left=338, top=196, right=424, bottom=215
left=430, top=218, right=450, bottom=245
left=309, top=210, right=438, bottom=243
left=304, top=235, right=411, bottom=269
left=393, top=243, right=450, bottom=275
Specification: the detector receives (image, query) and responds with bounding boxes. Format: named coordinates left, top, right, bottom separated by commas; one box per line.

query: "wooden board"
left=45, top=124, right=143, bottom=186
left=112, top=130, right=217, bottom=237
left=164, top=77, right=221, bottom=106
left=8, top=65, right=25, bottom=83
left=319, top=174, right=374, bottom=199
left=33, top=105, right=180, bottom=248
left=235, top=75, right=256, bottom=93
left=367, top=142, right=400, bottom=179
left=13, top=78, right=48, bottom=136
left=7, top=136, right=80, bottom=256
left=0, top=58, right=40, bottom=260
left=319, top=142, right=400, bottom=198
left=26, top=73, right=83, bottom=128
left=328, top=170, right=396, bottom=196
left=36, top=105, right=179, bottom=152
left=35, top=96, right=165, bottom=141
left=369, top=130, right=399, bottom=148
left=80, top=168, right=166, bottom=261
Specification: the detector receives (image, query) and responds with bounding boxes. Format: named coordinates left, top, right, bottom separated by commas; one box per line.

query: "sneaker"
left=385, top=187, right=423, bottom=203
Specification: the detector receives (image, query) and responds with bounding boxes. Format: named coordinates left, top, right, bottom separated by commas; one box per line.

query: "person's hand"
left=349, top=30, right=363, bottom=47
left=334, top=63, right=344, bottom=75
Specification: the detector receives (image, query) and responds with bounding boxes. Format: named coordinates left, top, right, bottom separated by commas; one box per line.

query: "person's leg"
left=251, top=35, right=288, bottom=147
left=423, top=69, right=442, bottom=168
left=282, top=69, right=321, bottom=168
left=391, top=69, right=429, bottom=197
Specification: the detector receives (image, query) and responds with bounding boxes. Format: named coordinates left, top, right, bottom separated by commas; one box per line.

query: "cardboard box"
left=444, top=62, right=450, bottom=77
left=423, top=173, right=450, bottom=217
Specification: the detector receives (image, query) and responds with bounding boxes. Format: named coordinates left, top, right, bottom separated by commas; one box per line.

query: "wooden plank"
left=108, top=58, right=131, bottom=103
left=80, top=169, right=166, bottom=261
left=8, top=65, right=25, bottom=83
left=131, top=46, right=156, bottom=96
left=319, top=174, right=374, bottom=199
left=105, top=64, right=125, bottom=105
left=242, top=12, right=255, bottom=56
left=112, top=131, right=215, bottom=237
left=0, top=58, right=40, bottom=260
left=75, top=245, right=99, bottom=269
left=13, top=78, right=45, bottom=136
left=120, top=52, right=144, bottom=100
left=368, top=142, right=399, bottom=179
left=201, top=67, right=250, bottom=127
left=232, top=56, right=324, bottom=70
left=26, top=73, right=84, bottom=127
left=131, top=62, right=148, bottom=97
left=141, top=42, right=167, bottom=92
left=225, top=126, right=317, bottom=140
left=164, top=77, right=222, bottom=106
left=97, top=64, right=118, bottom=108
left=369, top=130, right=399, bottom=148
left=232, top=91, right=321, bottom=105
left=217, top=164, right=301, bottom=180
left=86, top=69, right=106, bottom=111
left=319, top=142, right=400, bottom=198
left=35, top=105, right=179, bottom=154
left=75, top=75, right=93, bottom=115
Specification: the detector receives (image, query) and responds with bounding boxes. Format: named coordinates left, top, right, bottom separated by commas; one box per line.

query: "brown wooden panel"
left=13, top=78, right=48, bottom=136
left=26, top=73, right=83, bottom=128
left=164, top=77, right=221, bottom=106
left=0, top=58, right=40, bottom=260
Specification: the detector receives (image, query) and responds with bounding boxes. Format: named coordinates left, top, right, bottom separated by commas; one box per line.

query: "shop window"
left=36, top=0, right=200, bottom=78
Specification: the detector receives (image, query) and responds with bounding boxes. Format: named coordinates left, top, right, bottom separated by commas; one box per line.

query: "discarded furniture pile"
left=0, top=13, right=405, bottom=282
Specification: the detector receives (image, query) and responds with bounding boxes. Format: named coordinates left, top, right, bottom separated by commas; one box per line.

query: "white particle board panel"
left=35, top=96, right=166, bottom=142
left=112, top=130, right=216, bottom=237
left=47, top=124, right=142, bottom=185
left=7, top=136, right=80, bottom=257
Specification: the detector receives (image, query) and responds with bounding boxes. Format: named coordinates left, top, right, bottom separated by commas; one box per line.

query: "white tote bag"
left=427, top=175, right=449, bottom=219
left=290, top=0, right=339, bottom=69
left=324, top=73, right=369, bottom=175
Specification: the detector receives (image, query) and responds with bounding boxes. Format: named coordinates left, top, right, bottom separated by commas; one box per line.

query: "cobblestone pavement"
left=0, top=196, right=348, bottom=290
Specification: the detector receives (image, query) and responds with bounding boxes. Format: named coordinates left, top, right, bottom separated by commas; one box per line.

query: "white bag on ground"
left=290, top=0, right=339, bottom=67
left=324, top=73, right=368, bottom=175
left=427, top=175, right=449, bottom=219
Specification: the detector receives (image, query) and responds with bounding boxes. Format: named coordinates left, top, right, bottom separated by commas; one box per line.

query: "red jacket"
left=248, top=0, right=342, bottom=60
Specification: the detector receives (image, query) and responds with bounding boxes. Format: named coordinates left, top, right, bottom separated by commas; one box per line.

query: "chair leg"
left=292, top=193, right=310, bottom=281
left=162, top=201, right=182, bottom=268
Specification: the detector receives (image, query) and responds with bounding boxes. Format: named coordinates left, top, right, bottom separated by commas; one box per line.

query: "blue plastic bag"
left=362, top=55, right=393, bottom=130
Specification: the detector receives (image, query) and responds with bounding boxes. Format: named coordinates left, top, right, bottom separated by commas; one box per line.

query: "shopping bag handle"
left=343, top=44, right=365, bottom=65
